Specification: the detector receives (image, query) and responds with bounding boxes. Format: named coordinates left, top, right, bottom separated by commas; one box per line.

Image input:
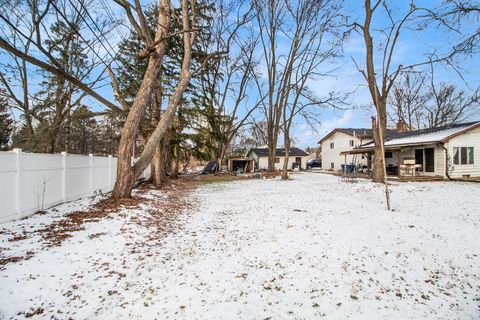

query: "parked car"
left=306, top=158, right=321, bottom=170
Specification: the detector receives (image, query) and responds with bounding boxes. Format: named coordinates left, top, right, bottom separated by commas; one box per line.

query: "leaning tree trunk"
left=118, top=0, right=196, bottom=197
left=112, top=0, right=171, bottom=199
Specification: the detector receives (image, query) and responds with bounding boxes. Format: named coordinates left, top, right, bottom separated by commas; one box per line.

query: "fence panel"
left=0, top=150, right=150, bottom=224
left=0, top=152, right=18, bottom=223
left=21, top=153, right=63, bottom=217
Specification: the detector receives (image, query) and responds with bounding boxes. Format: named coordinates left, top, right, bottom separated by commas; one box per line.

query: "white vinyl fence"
left=0, top=149, right=151, bottom=224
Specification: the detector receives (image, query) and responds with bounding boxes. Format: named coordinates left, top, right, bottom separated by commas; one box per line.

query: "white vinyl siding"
left=445, top=125, right=480, bottom=178
left=257, top=155, right=308, bottom=171
left=320, top=131, right=370, bottom=171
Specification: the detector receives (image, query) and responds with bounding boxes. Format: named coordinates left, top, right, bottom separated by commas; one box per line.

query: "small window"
left=453, top=147, right=459, bottom=165
left=349, top=140, right=354, bottom=147
left=330, top=142, right=334, bottom=149
left=275, top=157, right=280, bottom=163
left=453, top=147, right=474, bottom=165
left=331, top=162, right=334, bottom=169
left=385, top=152, right=393, bottom=158
left=461, top=147, right=467, bottom=165
left=361, top=155, right=365, bottom=159
left=468, top=147, right=474, bottom=164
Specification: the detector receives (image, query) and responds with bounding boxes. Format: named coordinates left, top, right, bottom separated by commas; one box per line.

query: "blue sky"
left=3, top=0, right=479, bottom=150
left=291, top=0, right=480, bottom=148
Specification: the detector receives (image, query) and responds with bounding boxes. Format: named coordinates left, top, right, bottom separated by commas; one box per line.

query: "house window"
left=330, top=142, right=334, bottom=149
left=275, top=157, right=280, bottom=163
left=331, top=162, right=334, bottom=169
left=453, top=147, right=474, bottom=165
left=349, top=140, right=354, bottom=147
left=385, top=152, right=393, bottom=158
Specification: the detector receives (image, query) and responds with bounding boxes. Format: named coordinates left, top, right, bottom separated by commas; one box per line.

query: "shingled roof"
left=247, top=147, right=309, bottom=157
left=357, top=121, right=480, bottom=150
left=318, top=128, right=396, bottom=144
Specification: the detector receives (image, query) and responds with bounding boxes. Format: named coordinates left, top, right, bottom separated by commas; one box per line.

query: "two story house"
left=318, top=128, right=374, bottom=171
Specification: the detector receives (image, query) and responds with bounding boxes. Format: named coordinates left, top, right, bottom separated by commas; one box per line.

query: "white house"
left=246, top=147, right=309, bottom=171
left=343, top=121, right=480, bottom=179
left=318, top=128, right=378, bottom=171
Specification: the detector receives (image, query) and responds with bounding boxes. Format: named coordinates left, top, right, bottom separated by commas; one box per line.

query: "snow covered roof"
left=247, top=148, right=309, bottom=157
left=356, top=121, right=480, bottom=150
left=317, top=128, right=396, bottom=144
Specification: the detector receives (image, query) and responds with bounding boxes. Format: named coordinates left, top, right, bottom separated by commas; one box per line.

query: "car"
left=306, top=158, right=321, bottom=170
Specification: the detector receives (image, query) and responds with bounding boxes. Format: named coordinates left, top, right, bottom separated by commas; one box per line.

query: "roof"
left=247, top=147, right=309, bottom=157
left=353, top=121, right=480, bottom=151
left=317, top=128, right=396, bottom=144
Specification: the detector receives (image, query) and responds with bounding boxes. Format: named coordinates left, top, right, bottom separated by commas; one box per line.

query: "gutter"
left=440, top=143, right=453, bottom=181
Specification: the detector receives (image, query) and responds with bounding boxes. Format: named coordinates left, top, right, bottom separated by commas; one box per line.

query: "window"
left=385, top=152, right=393, bottom=158
left=453, top=147, right=459, bottom=165
left=461, top=147, right=467, bottom=165
left=275, top=157, right=280, bottom=163
left=361, top=155, right=365, bottom=159
left=331, top=162, right=334, bottom=169
left=453, top=147, right=474, bottom=165
left=349, top=140, right=354, bottom=147
left=330, top=142, right=334, bottom=149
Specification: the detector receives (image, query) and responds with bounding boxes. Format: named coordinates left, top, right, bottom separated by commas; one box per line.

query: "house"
left=318, top=128, right=386, bottom=171
left=246, top=147, right=309, bottom=171
left=342, top=121, right=480, bottom=179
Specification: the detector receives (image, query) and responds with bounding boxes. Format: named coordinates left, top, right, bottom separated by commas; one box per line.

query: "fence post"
left=61, top=151, right=67, bottom=202
left=89, top=153, right=94, bottom=194
left=13, top=148, right=22, bottom=219
left=108, top=155, right=113, bottom=189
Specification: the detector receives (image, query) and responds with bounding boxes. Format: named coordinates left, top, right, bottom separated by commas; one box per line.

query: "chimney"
left=396, top=119, right=406, bottom=133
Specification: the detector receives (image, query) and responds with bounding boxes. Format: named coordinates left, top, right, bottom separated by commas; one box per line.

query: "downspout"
left=440, top=143, right=453, bottom=181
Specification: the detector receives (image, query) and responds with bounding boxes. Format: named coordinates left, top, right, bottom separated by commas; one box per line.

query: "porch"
left=340, top=143, right=445, bottom=179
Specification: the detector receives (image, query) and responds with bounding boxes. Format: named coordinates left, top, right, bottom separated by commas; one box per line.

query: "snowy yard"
left=0, top=173, right=479, bottom=319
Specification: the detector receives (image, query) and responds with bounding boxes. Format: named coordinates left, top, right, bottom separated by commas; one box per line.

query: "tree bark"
left=281, top=135, right=290, bottom=180
left=114, top=0, right=197, bottom=198
left=111, top=0, right=171, bottom=199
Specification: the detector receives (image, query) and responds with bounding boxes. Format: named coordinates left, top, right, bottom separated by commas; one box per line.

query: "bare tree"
left=253, top=0, right=343, bottom=173
left=388, top=68, right=479, bottom=130
left=278, top=0, right=344, bottom=180
left=425, top=66, right=480, bottom=127
left=196, top=3, right=260, bottom=168
left=431, top=1, right=480, bottom=57
left=388, top=71, right=429, bottom=130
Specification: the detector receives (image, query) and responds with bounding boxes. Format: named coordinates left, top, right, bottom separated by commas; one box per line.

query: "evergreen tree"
left=0, top=89, right=13, bottom=150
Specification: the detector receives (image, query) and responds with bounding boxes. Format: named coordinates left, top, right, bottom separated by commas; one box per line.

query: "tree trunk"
left=111, top=0, right=171, bottom=199
left=267, top=136, right=276, bottom=172
left=152, top=144, right=163, bottom=188
left=371, top=104, right=387, bottom=183
left=281, top=136, right=290, bottom=180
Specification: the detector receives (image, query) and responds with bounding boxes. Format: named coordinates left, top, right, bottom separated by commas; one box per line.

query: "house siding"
left=435, top=145, right=446, bottom=177
left=445, top=125, right=480, bottom=178
left=257, top=155, right=308, bottom=171
left=320, top=131, right=370, bottom=171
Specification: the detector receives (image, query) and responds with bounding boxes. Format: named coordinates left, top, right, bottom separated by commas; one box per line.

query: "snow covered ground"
left=0, top=173, right=479, bottom=319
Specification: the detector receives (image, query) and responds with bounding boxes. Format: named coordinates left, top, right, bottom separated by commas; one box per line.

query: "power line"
left=49, top=0, right=116, bottom=72
left=66, top=0, right=119, bottom=62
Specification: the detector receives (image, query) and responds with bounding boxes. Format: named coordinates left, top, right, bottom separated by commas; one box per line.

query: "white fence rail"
left=0, top=149, right=150, bottom=224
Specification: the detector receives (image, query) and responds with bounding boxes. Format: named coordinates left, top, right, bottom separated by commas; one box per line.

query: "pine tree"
left=0, top=89, right=13, bottom=150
